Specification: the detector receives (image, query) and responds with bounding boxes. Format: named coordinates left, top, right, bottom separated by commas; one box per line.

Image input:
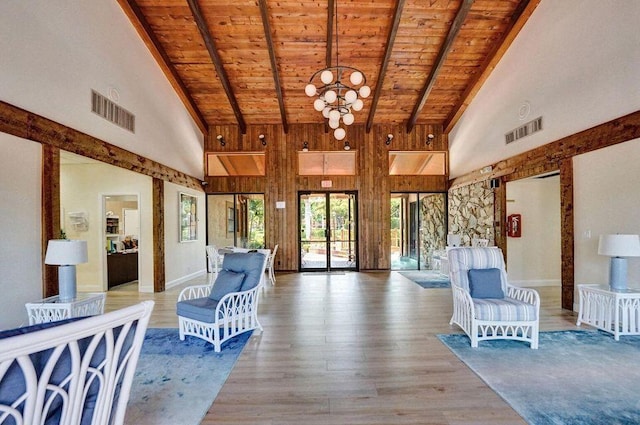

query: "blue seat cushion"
left=474, top=298, right=537, bottom=321
left=468, top=268, right=504, bottom=299
left=221, top=252, right=266, bottom=291
left=208, top=270, right=245, bottom=301
left=177, top=297, right=220, bottom=323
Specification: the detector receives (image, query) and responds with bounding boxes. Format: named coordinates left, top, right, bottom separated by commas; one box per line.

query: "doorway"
left=103, top=194, right=140, bottom=290
left=299, top=191, right=358, bottom=271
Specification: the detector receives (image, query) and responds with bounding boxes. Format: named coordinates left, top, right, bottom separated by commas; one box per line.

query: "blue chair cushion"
left=221, top=252, right=266, bottom=291
left=474, top=298, right=538, bottom=321
left=468, top=268, right=504, bottom=299
left=208, top=270, right=245, bottom=301
left=177, top=297, right=220, bottom=323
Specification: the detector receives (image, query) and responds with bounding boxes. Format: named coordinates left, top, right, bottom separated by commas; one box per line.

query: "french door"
left=299, top=191, right=358, bottom=271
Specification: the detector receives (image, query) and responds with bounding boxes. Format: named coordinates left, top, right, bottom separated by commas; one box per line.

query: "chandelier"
left=304, top=0, right=371, bottom=141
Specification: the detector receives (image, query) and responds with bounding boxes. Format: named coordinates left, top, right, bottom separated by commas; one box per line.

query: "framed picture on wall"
left=180, top=193, right=198, bottom=242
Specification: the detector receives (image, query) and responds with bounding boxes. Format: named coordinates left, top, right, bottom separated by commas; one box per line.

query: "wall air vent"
left=91, top=90, right=135, bottom=133
left=505, top=116, right=542, bottom=144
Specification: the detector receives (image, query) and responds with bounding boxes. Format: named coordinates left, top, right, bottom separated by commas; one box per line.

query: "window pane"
left=298, top=151, right=356, bottom=175
left=206, top=153, right=265, bottom=176
left=388, top=151, right=446, bottom=175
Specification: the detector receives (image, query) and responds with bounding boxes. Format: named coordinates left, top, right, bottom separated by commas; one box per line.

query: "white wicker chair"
left=448, top=247, right=540, bottom=349
left=206, top=244, right=222, bottom=275
left=266, top=244, right=278, bottom=285
left=0, top=300, right=154, bottom=425
left=177, top=252, right=268, bottom=352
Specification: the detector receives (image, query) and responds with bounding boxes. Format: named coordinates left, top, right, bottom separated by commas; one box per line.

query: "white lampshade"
left=322, top=107, right=331, bottom=119
left=598, top=234, right=640, bottom=257
left=324, top=90, right=337, bottom=104
left=320, top=70, right=334, bottom=84
left=359, top=85, right=371, bottom=98
left=351, top=99, right=364, bottom=111
left=328, top=109, right=341, bottom=121
left=345, top=90, right=358, bottom=104
left=305, top=83, right=317, bottom=97
left=328, top=119, right=340, bottom=129
left=342, top=113, right=355, bottom=125
left=350, top=71, right=363, bottom=85
left=313, top=98, right=325, bottom=111
left=334, top=128, right=346, bottom=140
left=45, top=239, right=88, bottom=265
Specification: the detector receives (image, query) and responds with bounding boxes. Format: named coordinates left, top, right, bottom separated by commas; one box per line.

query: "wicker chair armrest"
left=452, top=284, right=475, bottom=308
left=215, top=286, right=261, bottom=320
left=178, top=284, right=213, bottom=302
left=506, top=284, right=540, bottom=307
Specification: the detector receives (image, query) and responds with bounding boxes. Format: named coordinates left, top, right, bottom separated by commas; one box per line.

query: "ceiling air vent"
left=91, top=90, right=135, bottom=133
left=505, top=116, right=542, bottom=144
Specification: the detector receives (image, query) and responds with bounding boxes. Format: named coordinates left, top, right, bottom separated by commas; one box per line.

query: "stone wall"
left=448, top=181, right=494, bottom=246
left=420, top=193, right=446, bottom=269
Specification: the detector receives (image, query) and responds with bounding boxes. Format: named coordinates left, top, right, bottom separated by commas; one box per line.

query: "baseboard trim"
left=165, top=269, right=207, bottom=290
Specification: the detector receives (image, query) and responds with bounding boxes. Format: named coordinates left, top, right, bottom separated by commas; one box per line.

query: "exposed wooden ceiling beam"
left=326, top=0, right=335, bottom=68
left=443, top=0, right=541, bottom=134
left=116, top=0, right=207, bottom=135
left=258, top=0, right=288, bottom=133
left=406, top=0, right=474, bottom=134
left=366, top=0, right=406, bottom=133
left=187, top=0, right=247, bottom=134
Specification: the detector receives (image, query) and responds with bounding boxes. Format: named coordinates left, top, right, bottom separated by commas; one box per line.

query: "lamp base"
left=58, top=265, right=77, bottom=302
left=609, top=257, right=627, bottom=291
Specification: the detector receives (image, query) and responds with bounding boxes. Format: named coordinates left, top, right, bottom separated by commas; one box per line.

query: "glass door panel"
left=299, top=192, right=358, bottom=271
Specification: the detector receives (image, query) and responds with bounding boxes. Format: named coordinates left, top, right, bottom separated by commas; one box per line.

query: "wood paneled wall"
left=205, top=123, right=448, bottom=271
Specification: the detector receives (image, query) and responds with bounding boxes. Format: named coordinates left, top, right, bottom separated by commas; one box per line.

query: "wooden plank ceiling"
left=118, top=0, right=538, bottom=135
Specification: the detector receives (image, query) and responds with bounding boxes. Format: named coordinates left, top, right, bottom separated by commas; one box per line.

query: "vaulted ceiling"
left=117, top=0, right=539, bottom=136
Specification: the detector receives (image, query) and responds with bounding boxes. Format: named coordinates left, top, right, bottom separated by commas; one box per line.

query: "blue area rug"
left=398, top=270, right=450, bottom=288
left=125, top=328, right=251, bottom=425
left=439, top=330, right=640, bottom=424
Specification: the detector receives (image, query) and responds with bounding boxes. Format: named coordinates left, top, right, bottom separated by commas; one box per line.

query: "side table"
left=25, top=292, right=106, bottom=325
left=576, top=284, right=640, bottom=340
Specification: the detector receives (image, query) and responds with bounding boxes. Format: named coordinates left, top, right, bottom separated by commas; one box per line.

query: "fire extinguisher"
left=507, top=214, right=522, bottom=237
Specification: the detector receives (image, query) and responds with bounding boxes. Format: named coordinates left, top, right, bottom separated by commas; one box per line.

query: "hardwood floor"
left=106, top=272, right=579, bottom=425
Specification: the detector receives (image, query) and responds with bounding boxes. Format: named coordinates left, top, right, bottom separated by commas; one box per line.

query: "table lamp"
left=45, top=239, right=88, bottom=302
left=598, top=234, right=640, bottom=290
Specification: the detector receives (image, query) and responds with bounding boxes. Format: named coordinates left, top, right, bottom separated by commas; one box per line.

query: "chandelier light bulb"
left=359, top=85, right=371, bottom=98
left=321, top=70, right=334, bottom=85
left=345, top=90, right=358, bottom=104
left=352, top=99, right=364, bottom=111
left=313, top=98, right=326, bottom=111
left=305, top=83, right=317, bottom=97
left=343, top=113, right=354, bottom=126
left=322, top=107, right=331, bottom=119
left=324, top=90, right=337, bottom=104
left=328, top=109, right=341, bottom=121
left=350, top=71, right=363, bottom=85
left=328, top=119, right=340, bottom=129
left=334, top=127, right=346, bottom=140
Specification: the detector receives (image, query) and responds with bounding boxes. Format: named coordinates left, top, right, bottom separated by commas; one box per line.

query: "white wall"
left=449, top=1, right=640, bottom=178
left=61, top=161, right=154, bottom=292
left=506, top=176, right=561, bottom=286
left=574, top=140, right=640, bottom=290
left=164, top=182, right=207, bottom=288
left=0, top=135, right=43, bottom=329
left=0, top=0, right=204, bottom=178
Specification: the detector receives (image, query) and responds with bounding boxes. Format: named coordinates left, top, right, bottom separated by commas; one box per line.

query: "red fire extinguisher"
left=507, top=214, right=522, bottom=237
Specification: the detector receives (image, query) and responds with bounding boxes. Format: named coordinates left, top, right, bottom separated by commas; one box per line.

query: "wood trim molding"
left=0, top=100, right=203, bottom=191
left=559, top=158, right=574, bottom=310
left=116, top=0, right=208, bottom=135
left=152, top=178, right=166, bottom=292
left=443, top=0, right=541, bottom=133
left=42, top=145, right=61, bottom=297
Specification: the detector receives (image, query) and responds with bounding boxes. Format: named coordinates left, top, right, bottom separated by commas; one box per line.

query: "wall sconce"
left=302, top=141, right=309, bottom=152
left=343, top=141, right=351, bottom=151
left=426, top=134, right=435, bottom=145
left=385, top=134, right=393, bottom=145
left=217, top=135, right=226, bottom=146
left=259, top=134, right=266, bottom=146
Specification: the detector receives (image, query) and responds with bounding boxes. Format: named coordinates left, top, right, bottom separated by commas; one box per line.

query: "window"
left=298, top=151, right=356, bottom=175
left=388, top=151, right=446, bottom=175
left=206, top=153, right=265, bottom=176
